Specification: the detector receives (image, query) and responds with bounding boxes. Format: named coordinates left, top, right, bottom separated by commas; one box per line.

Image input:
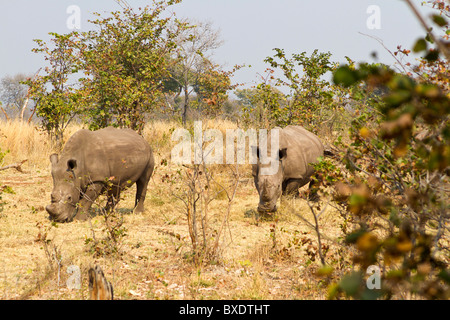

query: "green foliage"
left=236, top=80, right=285, bottom=128
left=27, top=1, right=190, bottom=134
left=327, top=42, right=450, bottom=299
left=27, top=1, right=239, bottom=131
left=192, top=62, right=240, bottom=117
left=264, top=48, right=336, bottom=129
left=326, top=4, right=450, bottom=297
left=239, top=49, right=351, bottom=134
left=0, top=147, right=9, bottom=164
left=24, top=32, right=80, bottom=146
left=76, top=2, right=188, bottom=132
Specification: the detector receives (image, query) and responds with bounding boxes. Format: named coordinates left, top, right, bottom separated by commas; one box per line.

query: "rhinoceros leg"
left=76, top=182, right=104, bottom=221
left=283, top=177, right=317, bottom=200
left=134, top=165, right=153, bottom=213
left=282, top=178, right=303, bottom=196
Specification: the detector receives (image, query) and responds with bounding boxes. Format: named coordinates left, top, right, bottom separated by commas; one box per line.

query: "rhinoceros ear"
left=67, top=159, right=77, bottom=171
left=279, top=148, right=287, bottom=160
left=50, top=153, right=59, bottom=166
left=252, top=146, right=260, bottom=159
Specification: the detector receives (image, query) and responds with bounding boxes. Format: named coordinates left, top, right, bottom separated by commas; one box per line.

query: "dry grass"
left=0, top=119, right=349, bottom=300
left=0, top=120, right=84, bottom=168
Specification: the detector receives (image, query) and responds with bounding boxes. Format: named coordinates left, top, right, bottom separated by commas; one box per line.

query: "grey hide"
left=252, top=125, right=324, bottom=213
left=46, top=127, right=154, bottom=222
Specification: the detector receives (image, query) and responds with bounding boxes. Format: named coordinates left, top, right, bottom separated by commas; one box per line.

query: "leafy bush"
left=239, top=48, right=353, bottom=136
left=323, top=22, right=450, bottom=298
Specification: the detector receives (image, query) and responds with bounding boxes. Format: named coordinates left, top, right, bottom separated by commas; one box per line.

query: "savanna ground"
left=0, top=120, right=353, bottom=300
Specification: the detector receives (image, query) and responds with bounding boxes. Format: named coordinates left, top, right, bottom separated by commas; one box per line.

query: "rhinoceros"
left=46, top=127, right=154, bottom=223
left=252, top=125, right=324, bottom=213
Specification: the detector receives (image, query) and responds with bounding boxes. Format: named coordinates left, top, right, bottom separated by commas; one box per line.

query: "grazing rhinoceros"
left=46, top=127, right=154, bottom=223
left=252, top=125, right=324, bottom=214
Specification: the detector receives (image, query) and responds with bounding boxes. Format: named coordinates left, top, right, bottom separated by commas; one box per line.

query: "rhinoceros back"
left=280, top=125, right=324, bottom=181
left=61, top=127, right=153, bottom=187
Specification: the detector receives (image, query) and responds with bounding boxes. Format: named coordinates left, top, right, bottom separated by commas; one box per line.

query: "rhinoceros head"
left=253, top=148, right=287, bottom=214
left=46, top=154, right=81, bottom=222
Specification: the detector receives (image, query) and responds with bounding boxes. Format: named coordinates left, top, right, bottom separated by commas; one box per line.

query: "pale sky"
left=0, top=0, right=437, bottom=91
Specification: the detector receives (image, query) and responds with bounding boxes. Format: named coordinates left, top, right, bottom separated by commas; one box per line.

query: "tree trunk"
left=53, top=129, right=64, bottom=151
left=0, top=106, right=9, bottom=122
left=19, top=95, right=29, bottom=122
left=27, top=107, right=36, bottom=124
left=182, top=85, right=189, bottom=126
left=21, top=68, right=41, bottom=122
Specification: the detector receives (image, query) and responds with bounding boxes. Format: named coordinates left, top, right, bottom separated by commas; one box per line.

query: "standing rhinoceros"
left=252, top=125, right=324, bottom=213
left=46, top=127, right=154, bottom=223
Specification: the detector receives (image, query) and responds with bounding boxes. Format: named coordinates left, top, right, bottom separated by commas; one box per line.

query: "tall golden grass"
left=0, top=121, right=86, bottom=168
left=0, top=118, right=343, bottom=300
left=0, top=119, right=244, bottom=169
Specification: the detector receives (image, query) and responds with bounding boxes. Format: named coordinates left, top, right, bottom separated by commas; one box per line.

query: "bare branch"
left=0, top=160, right=28, bottom=173
left=405, top=0, right=450, bottom=61
left=358, top=32, right=409, bottom=74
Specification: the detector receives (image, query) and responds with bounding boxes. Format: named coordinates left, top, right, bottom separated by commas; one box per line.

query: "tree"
left=25, top=32, right=80, bottom=147
left=193, top=60, right=239, bottom=118
left=76, top=1, right=188, bottom=132
left=263, top=48, right=336, bottom=129
left=235, top=71, right=286, bottom=128
left=0, top=73, right=33, bottom=121
left=165, top=20, right=223, bottom=125
left=27, top=1, right=235, bottom=131
left=27, top=0, right=190, bottom=137
left=241, top=49, right=343, bottom=132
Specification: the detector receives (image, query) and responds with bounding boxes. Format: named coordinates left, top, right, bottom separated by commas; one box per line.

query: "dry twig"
left=0, top=159, right=28, bottom=173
